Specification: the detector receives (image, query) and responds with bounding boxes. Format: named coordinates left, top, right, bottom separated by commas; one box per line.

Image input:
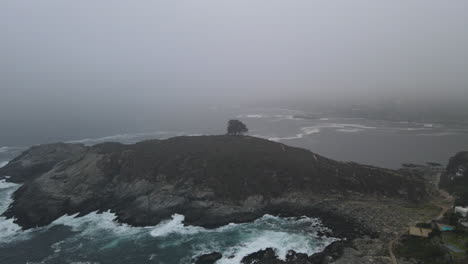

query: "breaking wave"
left=236, top=114, right=297, bottom=120
left=0, top=169, right=339, bottom=263
left=0, top=161, right=8, bottom=169
left=148, top=214, right=338, bottom=263
left=150, top=214, right=204, bottom=237
left=259, top=123, right=375, bottom=142
left=336, top=128, right=363, bottom=133
left=0, top=194, right=338, bottom=264
left=0, top=180, right=22, bottom=242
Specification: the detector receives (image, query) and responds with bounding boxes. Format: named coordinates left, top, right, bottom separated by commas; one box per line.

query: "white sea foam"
left=51, top=210, right=134, bottom=235
left=246, top=114, right=266, bottom=118
left=267, top=135, right=303, bottom=142
left=150, top=214, right=204, bottom=237
left=0, top=199, right=338, bottom=263
left=236, top=114, right=297, bottom=120
left=404, top=127, right=428, bottom=131
left=275, top=114, right=296, bottom=120
left=0, top=146, right=25, bottom=153
left=0, top=161, right=8, bottom=168
left=332, top=123, right=376, bottom=129
left=261, top=122, right=376, bottom=142
left=0, top=179, right=17, bottom=189
left=0, top=177, right=337, bottom=263
left=66, top=131, right=183, bottom=145
left=336, top=128, right=363, bottom=133
left=203, top=215, right=337, bottom=263
left=236, top=114, right=268, bottom=119
left=0, top=147, right=9, bottom=153
left=0, top=181, right=23, bottom=242
left=0, top=217, right=23, bottom=242
left=217, top=230, right=335, bottom=264
left=417, top=132, right=458, bottom=136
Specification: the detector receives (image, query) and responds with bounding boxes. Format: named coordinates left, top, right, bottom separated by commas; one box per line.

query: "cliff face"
left=2, top=136, right=433, bottom=229
left=0, top=143, right=86, bottom=183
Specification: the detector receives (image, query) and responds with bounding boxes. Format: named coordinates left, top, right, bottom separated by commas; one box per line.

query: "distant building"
left=455, top=206, right=468, bottom=217
left=408, top=227, right=432, bottom=238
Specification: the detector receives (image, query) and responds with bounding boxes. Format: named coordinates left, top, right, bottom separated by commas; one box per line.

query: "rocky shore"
left=0, top=135, right=440, bottom=263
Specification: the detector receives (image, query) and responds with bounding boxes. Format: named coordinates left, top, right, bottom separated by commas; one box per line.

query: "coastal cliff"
left=2, top=136, right=433, bottom=229
left=0, top=135, right=440, bottom=263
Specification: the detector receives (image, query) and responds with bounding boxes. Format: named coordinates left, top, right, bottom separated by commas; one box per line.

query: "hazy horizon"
left=2, top=1, right=468, bottom=145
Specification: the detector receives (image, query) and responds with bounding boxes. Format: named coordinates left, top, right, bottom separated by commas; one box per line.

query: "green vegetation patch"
left=395, top=236, right=448, bottom=264
left=442, top=232, right=468, bottom=259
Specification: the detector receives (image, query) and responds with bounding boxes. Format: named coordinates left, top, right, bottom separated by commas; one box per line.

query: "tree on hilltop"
left=226, top=120, right=248, bottom=136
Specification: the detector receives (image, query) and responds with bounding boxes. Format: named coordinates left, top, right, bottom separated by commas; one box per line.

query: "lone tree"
left=227, top=119, right=248, bottom=136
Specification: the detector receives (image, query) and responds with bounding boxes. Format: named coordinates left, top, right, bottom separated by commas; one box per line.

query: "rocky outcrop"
left=1, top=136, right=434, bottom=230
left=0, top=135, right=442, bottom=264
left=0, top=143, right=86, bottom=183
left=193, top=252, right=223, bottom=264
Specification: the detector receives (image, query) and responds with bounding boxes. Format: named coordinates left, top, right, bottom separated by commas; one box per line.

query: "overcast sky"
left=1, top=1, right=468, bottom=143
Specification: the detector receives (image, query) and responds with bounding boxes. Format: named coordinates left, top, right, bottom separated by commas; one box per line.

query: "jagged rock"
left=2, top=136, right=433, bottom=231
left=0, top=143, right=86, bottom=183
left=0, top=135, right=444, bottom=264
left=241, top=248, right=281, bottom=264
left=193, top=252, right=222, bottom=264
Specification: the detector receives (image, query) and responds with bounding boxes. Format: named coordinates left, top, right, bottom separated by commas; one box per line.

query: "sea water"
left=0, top=182, right=337, bottom=264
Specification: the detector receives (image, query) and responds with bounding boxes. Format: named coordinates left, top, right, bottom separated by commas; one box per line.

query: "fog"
left=2, top=1, right=468, bottom=145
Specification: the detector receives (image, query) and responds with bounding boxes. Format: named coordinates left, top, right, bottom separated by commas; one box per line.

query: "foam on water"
left=0, top=179, right=17, bottom=189
left=150, top=214, right=203, bottom=237
left=0, top=161, right=8, bottom=168
left=50, top=210, right=135, bottom=236
left=261, top=127, right=320, bottom=142
left=42, top=212, right=337, bottom=263
left=0, top=211, right=337, bottom=263
left=259, top=122, right=379, bottom=142
left=66, top=131, right=184, bottom=145
left=217, top=230, right=332, bottom=264
left=236, top=114, right=297, bottom=120
left=0, top=176, right=338, bottom=264
left=198, top=215, right=338, bottom=263
left=337, top=128, right=363, bottom=133
left=417, top=132, right=458, bottom=136
left=0, top=180, right=22, bottom=242
left=245, top=114, right=266, bottom=118
left=0, top=147, right=9, bottom=153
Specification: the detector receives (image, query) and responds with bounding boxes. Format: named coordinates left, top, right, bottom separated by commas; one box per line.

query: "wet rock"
left=193, top=252, right=222, bottom=264
left=241, top=248, right=281, bottom=264
left=0, top=136, right=443, bottom=264
left=0, top=143, right=86, bottom=183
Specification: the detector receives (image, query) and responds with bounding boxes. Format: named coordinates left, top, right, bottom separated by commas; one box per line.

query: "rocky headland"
left=0, top=135, right=441, bottom=263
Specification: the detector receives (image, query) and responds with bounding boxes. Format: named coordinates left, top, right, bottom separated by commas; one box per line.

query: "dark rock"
left=193, top=252, right=222, bottom=264
left=3, top=136, right=433, bottom=230
left=241, top=249, right=317, bottom=264
left=0, top=143, right=86, bottom=183
left=241, top=248, right=281, bottom=264
left=439, top=151, right=468, bottom=205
